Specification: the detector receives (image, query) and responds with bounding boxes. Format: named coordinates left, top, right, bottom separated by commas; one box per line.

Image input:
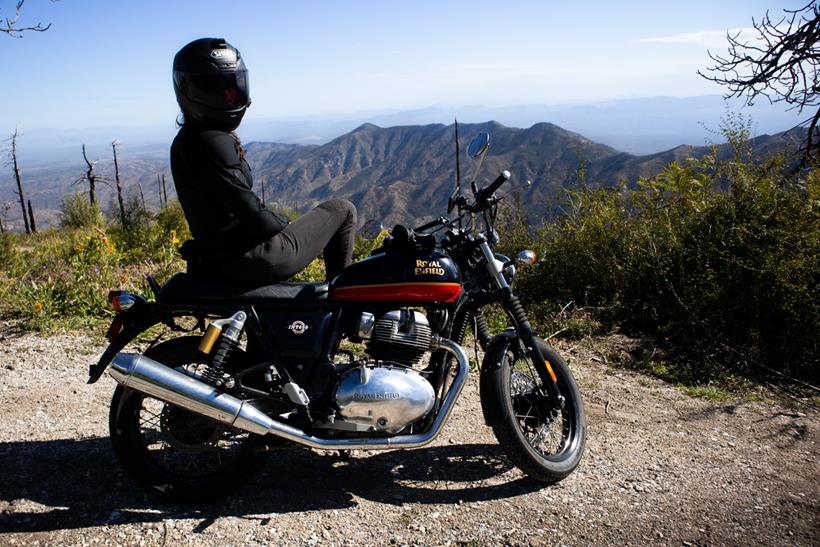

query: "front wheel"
left=480, top=336, right=586, bottom=483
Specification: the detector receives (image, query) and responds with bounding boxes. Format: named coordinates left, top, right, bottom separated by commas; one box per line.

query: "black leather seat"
left=157, top=272, right=329, bottom=304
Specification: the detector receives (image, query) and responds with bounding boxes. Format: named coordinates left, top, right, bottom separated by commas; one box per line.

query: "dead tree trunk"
left=137, top=182, right=146, bottom=214
left=75, top=145, right=109, bottom=212
left=112, top=140, right=126, bottom=227
left=0, top=202, right=9, bottom=234
left=161, top=173, right=168, bottom=207
left=81, top=144, right=97, bottom=206
left=156, top=174, right=163, bottom=208
left=9, top=130, right=30, bottom=234
left=27, top=199, right=36, bottom=233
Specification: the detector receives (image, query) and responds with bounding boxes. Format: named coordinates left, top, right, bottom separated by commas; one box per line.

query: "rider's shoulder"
left=179, top=127, right=238, bottom=163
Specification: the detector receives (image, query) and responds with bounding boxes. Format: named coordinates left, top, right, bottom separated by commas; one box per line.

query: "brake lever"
left=494, top=179, right=533, bottom=203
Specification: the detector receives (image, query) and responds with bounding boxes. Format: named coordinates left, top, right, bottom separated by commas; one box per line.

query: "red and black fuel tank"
left=330, top=250, right=462, bottom=303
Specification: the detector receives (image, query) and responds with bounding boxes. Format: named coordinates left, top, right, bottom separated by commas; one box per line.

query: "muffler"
left=108, top=336, right=468, bottom=450
left=109, top=353, right=276, bottom=435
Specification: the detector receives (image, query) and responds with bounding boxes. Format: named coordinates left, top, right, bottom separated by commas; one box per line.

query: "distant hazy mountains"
left=0, top=120, right=802, bottom=231
left=7, top=95, right=803, bottom=166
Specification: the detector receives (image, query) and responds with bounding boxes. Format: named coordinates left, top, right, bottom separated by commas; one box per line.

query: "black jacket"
left=170, top=124, right=289, bottom=261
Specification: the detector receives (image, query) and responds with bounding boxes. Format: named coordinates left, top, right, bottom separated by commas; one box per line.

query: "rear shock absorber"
left=198, top=310, right=247, bottom=387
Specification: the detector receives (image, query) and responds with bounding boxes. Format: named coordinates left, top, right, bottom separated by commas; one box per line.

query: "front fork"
left=478, top=239, right=565, bottom=408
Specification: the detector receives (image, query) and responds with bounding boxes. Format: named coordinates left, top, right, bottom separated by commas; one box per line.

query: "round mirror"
left=467, top=132, right=490, bottom=158
left=361, top=219, right=384, bottom=240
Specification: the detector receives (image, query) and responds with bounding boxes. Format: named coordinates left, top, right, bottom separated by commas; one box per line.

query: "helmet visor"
left=180, top=70, right=250, bottom=110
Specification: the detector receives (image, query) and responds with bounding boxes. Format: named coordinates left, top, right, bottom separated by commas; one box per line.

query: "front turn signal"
left=516, top=249, right=537, bottom=265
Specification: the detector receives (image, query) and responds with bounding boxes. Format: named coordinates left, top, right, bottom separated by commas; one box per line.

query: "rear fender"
left=87, top=304, right=166, bottom=384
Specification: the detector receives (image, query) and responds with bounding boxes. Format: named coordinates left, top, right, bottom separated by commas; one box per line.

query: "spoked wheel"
left=481, top=337, right=586, bottom=483
left=109, top=337, right=267, bottom=502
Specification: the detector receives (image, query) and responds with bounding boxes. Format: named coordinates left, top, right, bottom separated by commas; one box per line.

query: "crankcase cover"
left=335, top=366, right=435, bottom=433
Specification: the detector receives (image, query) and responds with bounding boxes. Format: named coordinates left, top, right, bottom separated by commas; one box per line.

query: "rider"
left=170, top=37, right=356, bottom=286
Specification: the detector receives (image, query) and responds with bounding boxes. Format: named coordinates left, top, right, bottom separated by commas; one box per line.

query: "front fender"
left=478, top=328, right=518, bottom=426
left=87, top=304, right=166, bottom=384
left=480, top=328, right=518, bottom=371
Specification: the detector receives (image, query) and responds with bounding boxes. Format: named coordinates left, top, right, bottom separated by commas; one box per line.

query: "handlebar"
left=413, top=169, right=512, bottom=234
left=474, top=170, right=510, bottom=206
left=415, top=216, right=449, bottom=232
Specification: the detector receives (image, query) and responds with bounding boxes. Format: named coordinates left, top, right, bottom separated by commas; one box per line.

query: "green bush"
left=0, top=208, right=185, bottom=330
left=59, top=192, right=103, bottom=228
left=516, top=144, right=819, bottom=382
left=0, top=232, right=15, bottom=268
left=155, top=200, right=191, bottom=241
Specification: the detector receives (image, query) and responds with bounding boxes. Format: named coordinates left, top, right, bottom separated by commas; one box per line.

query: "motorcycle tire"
left=481, top=337, right=585, bottom=483
left=109, top=336, right=268, bottom=502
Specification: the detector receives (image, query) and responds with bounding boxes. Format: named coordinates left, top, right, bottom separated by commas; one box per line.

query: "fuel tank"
left=330, top=250, right=462, bottom=303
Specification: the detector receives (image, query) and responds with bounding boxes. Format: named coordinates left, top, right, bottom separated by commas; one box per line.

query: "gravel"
left=0, top=323, right=817, bottom=546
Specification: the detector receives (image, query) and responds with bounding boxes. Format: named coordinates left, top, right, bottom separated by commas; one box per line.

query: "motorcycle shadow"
left=0, top=437, right=541, bottom=534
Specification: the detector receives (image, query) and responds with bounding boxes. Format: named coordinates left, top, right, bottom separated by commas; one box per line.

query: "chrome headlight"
left=494, top=254, right=516, bottom=286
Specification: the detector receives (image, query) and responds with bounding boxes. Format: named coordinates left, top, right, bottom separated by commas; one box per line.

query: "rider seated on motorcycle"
left=170, top=37, right=356, bottom=287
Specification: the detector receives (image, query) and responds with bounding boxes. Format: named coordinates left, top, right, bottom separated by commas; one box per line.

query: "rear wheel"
left=481, top=337, right=585, bottom=483
left=109, top=336, right=267, bottom=502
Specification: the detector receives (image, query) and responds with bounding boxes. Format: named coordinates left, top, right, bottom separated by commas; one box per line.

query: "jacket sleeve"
left=199, top=132, right=289, bottom=239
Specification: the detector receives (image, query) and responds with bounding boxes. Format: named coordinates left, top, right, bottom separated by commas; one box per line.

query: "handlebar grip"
left=416, top=217, right=443, bottom=231
left=476, top=170, right=510, bottom=203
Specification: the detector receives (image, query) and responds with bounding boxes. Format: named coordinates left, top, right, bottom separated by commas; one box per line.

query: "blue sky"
left=1, top=0, right=797, bottom=135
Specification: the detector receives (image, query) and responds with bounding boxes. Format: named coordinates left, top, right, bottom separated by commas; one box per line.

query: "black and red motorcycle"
left=89, top=131, right=586, bottom=501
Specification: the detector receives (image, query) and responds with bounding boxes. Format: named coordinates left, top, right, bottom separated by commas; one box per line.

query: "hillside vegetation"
left=0, top=124, right=816, bottom=389
left=504, top=126, right=819, bottom=385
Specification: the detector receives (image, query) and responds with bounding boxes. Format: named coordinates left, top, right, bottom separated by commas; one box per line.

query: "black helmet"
left=173, top=38, right=251, bottom=130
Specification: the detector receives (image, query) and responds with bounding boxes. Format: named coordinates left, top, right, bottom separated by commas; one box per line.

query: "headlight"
left=494, top=254, right=516, bottom=286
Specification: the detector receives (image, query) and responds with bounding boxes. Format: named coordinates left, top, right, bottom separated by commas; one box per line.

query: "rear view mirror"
left=467, top=132, right=490, bottom=158
left=361, top=219, right=384, bottom=240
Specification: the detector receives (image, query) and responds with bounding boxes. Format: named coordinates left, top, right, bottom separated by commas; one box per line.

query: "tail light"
left=108, top=290, right=136, bottom=311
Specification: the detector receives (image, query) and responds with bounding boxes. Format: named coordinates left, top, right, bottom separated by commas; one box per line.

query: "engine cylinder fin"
left=366, top=310, right=431, bottom=366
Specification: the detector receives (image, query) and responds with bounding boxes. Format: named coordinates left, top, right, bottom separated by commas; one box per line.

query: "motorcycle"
left=89, top=131, right=586, bottom=501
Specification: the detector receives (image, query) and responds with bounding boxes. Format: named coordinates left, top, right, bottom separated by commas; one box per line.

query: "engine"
left=331, top=310, right=436, bottom=433
left=363, top=309, right=432, bottom=366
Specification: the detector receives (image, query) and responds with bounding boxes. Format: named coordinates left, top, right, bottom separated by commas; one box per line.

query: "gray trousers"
left=202, top=198, right=357, bottom=286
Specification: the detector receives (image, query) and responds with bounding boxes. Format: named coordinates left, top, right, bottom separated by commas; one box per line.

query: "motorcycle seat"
left=157, top=272, right=329, bottom=304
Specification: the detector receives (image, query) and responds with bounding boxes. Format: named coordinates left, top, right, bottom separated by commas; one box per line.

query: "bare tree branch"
left=1, top=0, right=54, bottom=37
left=699, top=2, right=820, bottom=166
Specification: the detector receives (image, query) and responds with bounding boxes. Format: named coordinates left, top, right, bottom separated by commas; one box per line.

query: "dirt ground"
left=0, top=322, right=817, bottom=546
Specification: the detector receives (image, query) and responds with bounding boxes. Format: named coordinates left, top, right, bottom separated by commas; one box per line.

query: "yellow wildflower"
left=33, top=302, right=42, bottom=314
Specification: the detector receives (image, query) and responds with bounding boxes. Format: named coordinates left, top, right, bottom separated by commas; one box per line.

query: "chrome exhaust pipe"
left=109, top=353, right=277, bottom=435
left=108, top=336, right=469, bottom=450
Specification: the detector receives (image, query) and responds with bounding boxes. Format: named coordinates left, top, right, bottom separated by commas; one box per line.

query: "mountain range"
left=0, top=120, right=802, bottom=231
left=244, top=120, right=800, bottom=226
